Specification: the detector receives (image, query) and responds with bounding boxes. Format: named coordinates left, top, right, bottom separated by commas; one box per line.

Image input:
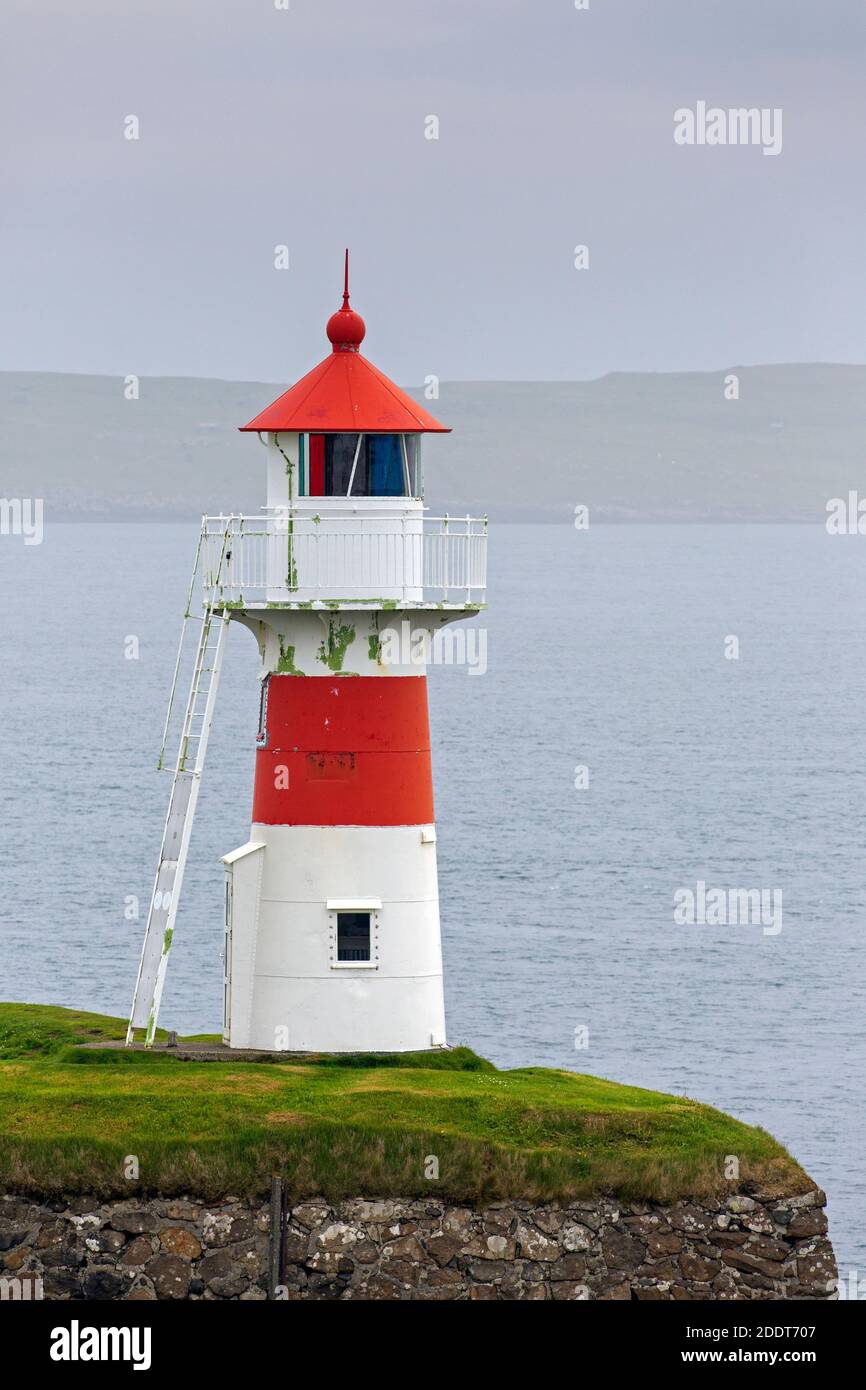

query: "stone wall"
left=0, top=1187, right=836, bottom=1301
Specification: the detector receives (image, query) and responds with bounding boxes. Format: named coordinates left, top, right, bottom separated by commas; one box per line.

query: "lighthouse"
left=128, top=255, right=487, bottom=1052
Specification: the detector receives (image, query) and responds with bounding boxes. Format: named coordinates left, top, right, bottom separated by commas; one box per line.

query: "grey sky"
left=3, top=0, right=864, bottom=382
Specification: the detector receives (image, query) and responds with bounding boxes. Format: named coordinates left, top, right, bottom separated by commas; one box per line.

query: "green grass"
left=0, top=1004, right=809, bottom=1205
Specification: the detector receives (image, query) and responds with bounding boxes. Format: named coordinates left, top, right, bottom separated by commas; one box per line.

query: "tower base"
left=221, top=824, right=447, bottom=1053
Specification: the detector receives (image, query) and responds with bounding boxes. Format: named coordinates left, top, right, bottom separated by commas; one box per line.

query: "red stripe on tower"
left=252, top=675, right=435, bottom=826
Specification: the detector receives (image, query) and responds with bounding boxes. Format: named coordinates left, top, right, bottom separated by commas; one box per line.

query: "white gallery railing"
left=201, top=513, right=487, bottom=606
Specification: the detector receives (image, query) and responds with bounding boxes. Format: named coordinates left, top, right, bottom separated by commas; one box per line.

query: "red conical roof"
left=240, top=252, right=450, bottom=435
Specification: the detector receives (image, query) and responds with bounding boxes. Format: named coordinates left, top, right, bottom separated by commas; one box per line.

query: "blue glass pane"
left=367, top=435, right=404, bottom=496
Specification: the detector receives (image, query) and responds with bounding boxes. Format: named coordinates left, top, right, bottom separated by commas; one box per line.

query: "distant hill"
left=2, top=365, right=864, bottom=522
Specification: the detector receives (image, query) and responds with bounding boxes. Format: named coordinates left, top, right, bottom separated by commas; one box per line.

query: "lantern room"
left=201, top=251, right=488, bottom=608
left=240, top=251, right=447, bottom=513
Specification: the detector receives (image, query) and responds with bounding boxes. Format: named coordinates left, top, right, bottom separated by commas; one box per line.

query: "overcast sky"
left=3, top=0, right=864, bottom=383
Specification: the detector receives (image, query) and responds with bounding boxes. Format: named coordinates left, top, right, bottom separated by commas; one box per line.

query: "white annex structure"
left=128, top=257, right=487, bottom=1052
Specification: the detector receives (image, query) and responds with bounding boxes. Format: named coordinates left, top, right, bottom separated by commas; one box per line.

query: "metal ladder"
left=126, top=525, right=231, bottom=1046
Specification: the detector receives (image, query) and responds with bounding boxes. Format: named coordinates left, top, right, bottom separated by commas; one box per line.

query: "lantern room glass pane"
left=324, top=435, right=357, bottom=495
left=305, top=433, right=413, bottom=497
left=403, top=435, right=421, bottom=496
left=308, top=434, right=325, bottom=495
left=367, top=435, right=404, bottom=496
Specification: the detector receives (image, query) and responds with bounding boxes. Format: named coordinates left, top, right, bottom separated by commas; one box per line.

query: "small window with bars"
left=336, top=911, right=371, bottom=962
left=328, top=900, right=380, bottom=968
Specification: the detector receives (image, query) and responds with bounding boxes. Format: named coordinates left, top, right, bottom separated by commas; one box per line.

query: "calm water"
left=1, top=522, right=864, bottom=1277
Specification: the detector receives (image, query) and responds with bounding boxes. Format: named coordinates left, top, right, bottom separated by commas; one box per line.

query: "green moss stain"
left=285, top=513, right=298, bottom=592
left=317, top=619, right=356, bottom=672
left=162, top=927, right=173, bottom=954
left=367, top=613, right=382, bottom=664
left=259, top=599, right=421, bottom=611
left=273, top=436, right=298, bottom=590
left=276, top=637, right=302, bottom=675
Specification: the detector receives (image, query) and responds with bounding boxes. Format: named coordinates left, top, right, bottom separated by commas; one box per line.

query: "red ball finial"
left=326, top=248, right=366, bottom=352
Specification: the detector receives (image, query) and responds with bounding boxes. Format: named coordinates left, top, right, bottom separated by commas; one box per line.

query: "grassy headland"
left=0, top=1004, right=807, bottom=1204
